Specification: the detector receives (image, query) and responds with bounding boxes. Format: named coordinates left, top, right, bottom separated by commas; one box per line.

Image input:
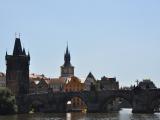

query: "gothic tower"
left=5, top=37, right=30, bottom=96
left=61, top=45, right=74, bottom=77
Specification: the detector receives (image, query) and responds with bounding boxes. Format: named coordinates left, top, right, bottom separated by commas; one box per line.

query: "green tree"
left=0, top=87, right=17, bottom=115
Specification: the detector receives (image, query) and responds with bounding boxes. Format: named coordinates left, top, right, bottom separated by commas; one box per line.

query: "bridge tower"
left=5, top=37, right=30, bottom=96
left=61, top=44, right=74, bottom=78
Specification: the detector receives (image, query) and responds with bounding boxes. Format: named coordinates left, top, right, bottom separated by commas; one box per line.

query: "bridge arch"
left=150, top=96, right=160, bottom=113
left=99, top=95, right=132, bottom=112
left=29, top=100, right=44, bottom=112
left=63, top=93, right=88, bottom=112
left=25, top=94, right=48, bottom=113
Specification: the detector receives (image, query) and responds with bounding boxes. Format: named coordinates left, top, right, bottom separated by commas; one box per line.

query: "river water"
left=0, top=109, right=160, bottom=120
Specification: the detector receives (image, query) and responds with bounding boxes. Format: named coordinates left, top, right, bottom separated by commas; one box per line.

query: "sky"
left=0, top=0, right=160, bottom=87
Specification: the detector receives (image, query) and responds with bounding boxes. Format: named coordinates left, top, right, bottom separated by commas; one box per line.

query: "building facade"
left=84, top=72, right=96, bottom=91
left=6, top=37, right=30, bottom=96
left=100, top=76, right=119, bottom=90
left=138, top=79, right=157, bottom=89
left=48, top=77, right=66, bottom=93
left=64, top=76, right=86, bottom=110
left=29, top=73, right=49, bottom=93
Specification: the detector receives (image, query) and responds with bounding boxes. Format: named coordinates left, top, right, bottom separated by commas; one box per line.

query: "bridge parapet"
left=16, top=89, right=160, bottom=113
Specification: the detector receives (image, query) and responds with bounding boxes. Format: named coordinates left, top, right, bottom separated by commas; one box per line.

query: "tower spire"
left=61, top=43, right=74, bottom=77
left=64, top=43, right=71, bottom=66
left=13, top=37, right=23, bottom=55
left=66, top=41, right=69, bottom=54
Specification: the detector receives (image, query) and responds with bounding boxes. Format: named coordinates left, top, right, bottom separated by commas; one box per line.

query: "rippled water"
left=0, top=109, right=160, bottom=120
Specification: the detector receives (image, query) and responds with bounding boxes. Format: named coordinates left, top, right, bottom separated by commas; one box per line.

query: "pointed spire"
left=64, top=43, right=71, bottom=66
left=13, top=38, right=23, bottom=55
left=22, top=48, right=26, bottom=55
left=66, top=45, right=69, bottom=54
left=65, top=42, right=70, bottom=56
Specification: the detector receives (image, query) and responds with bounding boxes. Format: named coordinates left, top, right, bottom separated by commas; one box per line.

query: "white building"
left=29, top=73, right=49, bottom=93
left=49, top=77, right=67, bottom=92
left=84, top=72, right=96, bottom=91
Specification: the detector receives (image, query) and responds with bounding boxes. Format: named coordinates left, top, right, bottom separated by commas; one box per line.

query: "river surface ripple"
left=0, top=109, right=160, bottom=120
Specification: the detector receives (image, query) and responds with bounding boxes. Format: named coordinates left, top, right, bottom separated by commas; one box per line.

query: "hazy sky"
left=1, top=0, right=160, bottom=87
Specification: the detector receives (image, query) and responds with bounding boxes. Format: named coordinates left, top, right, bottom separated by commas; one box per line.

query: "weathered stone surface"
left=16, top=89, right=160, bottom=114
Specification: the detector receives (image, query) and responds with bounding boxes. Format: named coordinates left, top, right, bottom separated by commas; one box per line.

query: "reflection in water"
left=66, top=113, right=71, bottom=120
left=0, top=109, right=160, bottom=120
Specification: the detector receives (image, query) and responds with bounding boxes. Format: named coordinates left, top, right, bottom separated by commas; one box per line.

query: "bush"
left=0, top=87, right=17, bottom=115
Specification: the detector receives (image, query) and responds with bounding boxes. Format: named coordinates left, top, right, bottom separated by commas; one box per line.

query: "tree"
left=0, top=87, right=17, bottom=115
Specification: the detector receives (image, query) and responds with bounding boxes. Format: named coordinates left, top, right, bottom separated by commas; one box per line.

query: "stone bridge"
left=16, top=88, right=160, bottom=113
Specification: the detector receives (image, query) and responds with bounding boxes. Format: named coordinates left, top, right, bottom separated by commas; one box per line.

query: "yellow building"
left=64, top=76, right=86, bottom=111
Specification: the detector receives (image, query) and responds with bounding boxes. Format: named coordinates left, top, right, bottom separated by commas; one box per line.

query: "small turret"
left=6, top=51, right=7, bottom=56
left=28, top=51, right=30, bottom=61
left=5, top=51, right=8, bottom=60
left=22, top=48, right=26, bottom=55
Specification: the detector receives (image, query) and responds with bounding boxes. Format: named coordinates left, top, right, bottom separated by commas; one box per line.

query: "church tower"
left=61, top=45, right=74, bottom=77
left=5, top=37, right=30, bottom=96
